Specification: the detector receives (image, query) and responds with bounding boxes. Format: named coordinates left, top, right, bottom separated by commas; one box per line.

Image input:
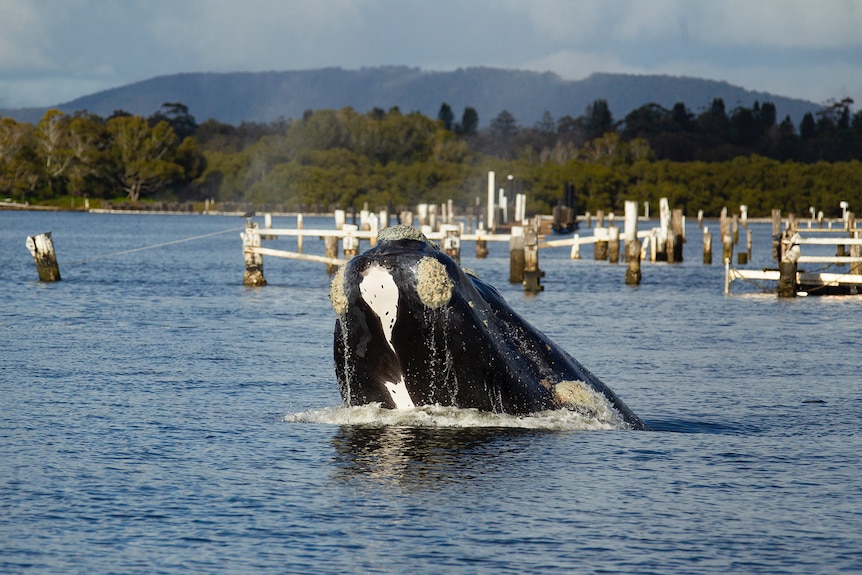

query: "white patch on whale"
left=360, top=264, right=415, bottom=409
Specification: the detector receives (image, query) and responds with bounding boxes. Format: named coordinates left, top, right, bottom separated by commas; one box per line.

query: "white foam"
left=284, top=404, right=627, bottom=430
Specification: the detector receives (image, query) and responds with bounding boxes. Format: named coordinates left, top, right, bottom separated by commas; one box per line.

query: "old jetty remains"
left=725, top=210, right=862, bottom=296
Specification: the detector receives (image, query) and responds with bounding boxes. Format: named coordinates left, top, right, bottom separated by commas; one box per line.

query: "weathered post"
left=771, top=209, right=782, bottom=260
left=594, top=227, right=609, bottom=261
left=475, top=236, right=489, bottom=259
left=570, top=234, right=581, bottom=259
left=849, top=214, right=862, bottom=276
left=441, top=224, right=461, bottom=264
left=624, top=201, right=641, bottom=285
left=241, top=221, right=266, bottom=286
left=669, top=209, right=684, bottom=262
left=509, top=226, right=525, bottom=283
left=702, top=226, right=713, bottom=264
left=297, top=213, right=304, bottom=253
left=487, top=171, right=496, bottom=233
left=738, top=229, right=752, bottom=265
left=343, top=224, right=359, bottom=258
left=26, top=232, right=61, bottom=282
left=325, top=236, right=340, bottom=274
left=731, top=214, right=739, bottom=245
left=523, top=219, right=544, bottom=292
left=777, top=232, right=800, bottom=297
left=263, top=213, right=275, bottom=240
left=607, top=225, right=620, bottom=263
left=721, top=207, right=733, bottom=264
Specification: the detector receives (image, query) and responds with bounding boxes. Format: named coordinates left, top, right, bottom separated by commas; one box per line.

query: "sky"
left=1, top=0, right=861, bottom=110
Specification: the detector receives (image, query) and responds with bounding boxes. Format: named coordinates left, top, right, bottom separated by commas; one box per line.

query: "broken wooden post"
left=241, top=221, right=266, bottom=286
left=509, top=226, right=525, bottom=283
left=26, top=232, right=61, bottom=282
left=523, top=219, right=544, bottom=292
left=624, top=201, right=641, bottom=285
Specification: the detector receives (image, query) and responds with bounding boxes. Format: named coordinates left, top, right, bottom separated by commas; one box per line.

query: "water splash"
left=284, top=403, right=629, bottom=430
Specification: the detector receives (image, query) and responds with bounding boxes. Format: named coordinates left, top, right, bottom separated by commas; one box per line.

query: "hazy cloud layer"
left=1, top=0, right=860, bottom=108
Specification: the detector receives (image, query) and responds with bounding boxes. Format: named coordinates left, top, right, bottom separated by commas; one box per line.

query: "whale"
left=329, top=225, right=649, bottom=430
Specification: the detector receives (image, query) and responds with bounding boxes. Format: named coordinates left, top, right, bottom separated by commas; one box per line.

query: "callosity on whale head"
left=329, top=224, right=649, bottom=430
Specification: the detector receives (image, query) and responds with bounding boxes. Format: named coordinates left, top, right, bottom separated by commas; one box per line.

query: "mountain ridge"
left=1, top=66, right=822, bottom=127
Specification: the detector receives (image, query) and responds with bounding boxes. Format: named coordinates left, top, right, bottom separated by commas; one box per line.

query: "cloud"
left=0, top=0, right=860, bottom=109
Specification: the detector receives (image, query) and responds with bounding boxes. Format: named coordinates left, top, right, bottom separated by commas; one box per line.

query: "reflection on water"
left=329, top=424, right=535, bottom=488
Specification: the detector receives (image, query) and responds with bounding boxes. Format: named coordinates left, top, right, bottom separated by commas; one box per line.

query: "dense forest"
left=2, top=96, right=861, bottom=218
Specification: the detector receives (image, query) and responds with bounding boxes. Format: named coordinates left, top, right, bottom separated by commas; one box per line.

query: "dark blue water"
left=2, top=211, right=861, bottom=574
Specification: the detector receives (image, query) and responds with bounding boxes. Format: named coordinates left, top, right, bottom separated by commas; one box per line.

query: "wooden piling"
left=703, top=226, right=713, bottom=264
left=523, top=219, right=544, bottom=292
left=509, top=227, right=525, bottom=283
left=241, top=222, right=266, bottom=286
left=777, top=232, right=801, bottom=297
left=475, top=237, right=488, bottom=259
left=670, top=209, right=684, bottom=262
left=442, top=224, right=461, bottom=264
left=850, top=214, right=862, bottom=276
left=297, top=214, right=303, bottom=253
left=342, top=224, right=359, bottom=258
left=624, top=201, right=641, bottom=285
left=594, top=227, right=609, bottom=261
left=25, top=232, right=61, bottom=282
left=771, top=209, right=782, bottom=260
left=325, top=236, right=340, bottom=274
left=721, top=207, right=733, bottom=264
left=570, top=234, right=581, bottom=259
left=608, top=226, right=620, bottom=263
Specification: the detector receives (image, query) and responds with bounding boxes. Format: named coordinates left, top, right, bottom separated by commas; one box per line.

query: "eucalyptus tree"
left=105, top=115, right=182, bottom=202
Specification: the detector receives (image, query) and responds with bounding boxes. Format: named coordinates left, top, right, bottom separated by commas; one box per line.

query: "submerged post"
left=26, top=232, right=61, bottom=282
left=241, top=221, right=266, bottom=286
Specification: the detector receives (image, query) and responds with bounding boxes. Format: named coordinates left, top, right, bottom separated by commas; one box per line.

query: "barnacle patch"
left=416, top=257, right=453, bottom=309
left=329, top=264, right=348, bottom=315
left=555, top=380, right=609, bottom=415
left=378, top=224, right=429, bottom=244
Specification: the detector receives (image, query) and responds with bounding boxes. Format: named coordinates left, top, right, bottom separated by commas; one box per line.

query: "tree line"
left=1, top=96, right=861, bottom=218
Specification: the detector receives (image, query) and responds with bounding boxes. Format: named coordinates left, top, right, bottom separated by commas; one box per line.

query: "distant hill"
left=1, top=66, right=822, bottom=127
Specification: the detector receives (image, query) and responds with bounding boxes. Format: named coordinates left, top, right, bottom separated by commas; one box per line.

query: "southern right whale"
left=329, top=225, right=650, bottom=430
